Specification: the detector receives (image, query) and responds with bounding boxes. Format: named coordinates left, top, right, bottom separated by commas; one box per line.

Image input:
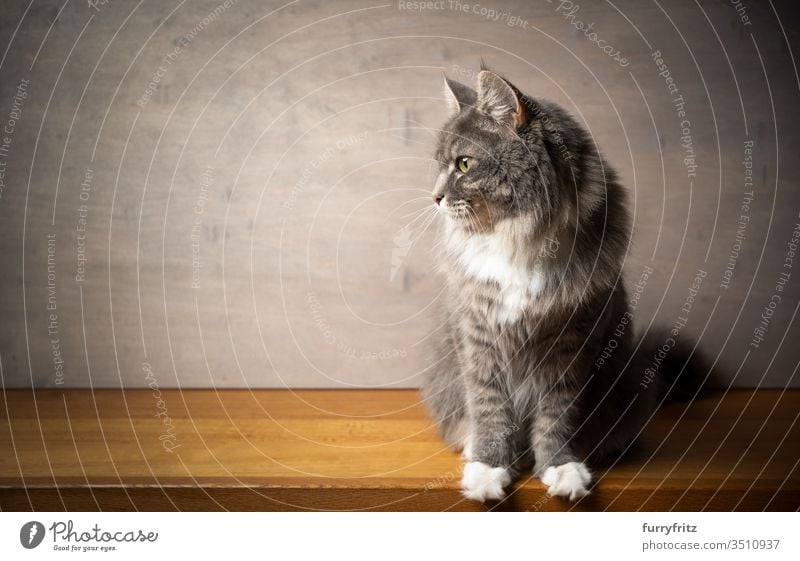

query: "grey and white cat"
left=421, top=68, right=706, bottom=502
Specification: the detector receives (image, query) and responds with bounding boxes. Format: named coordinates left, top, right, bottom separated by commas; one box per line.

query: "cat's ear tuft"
left=443, top=76, right=477, bottom=118
left=476, top=70, right=526, bottom=130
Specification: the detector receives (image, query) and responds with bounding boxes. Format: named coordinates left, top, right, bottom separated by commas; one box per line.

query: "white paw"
left=541, top=462, right=591, bottom=501
left=461, top=461, right=511, bottom=502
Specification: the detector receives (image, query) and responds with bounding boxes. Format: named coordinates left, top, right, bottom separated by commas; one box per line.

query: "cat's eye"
left=456, top=156, right=473, bottom=173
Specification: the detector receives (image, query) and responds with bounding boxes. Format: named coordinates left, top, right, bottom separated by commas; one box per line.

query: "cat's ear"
left=442, top=76, right=477, bottom=118
left=476, top=70, right=527, bottom=130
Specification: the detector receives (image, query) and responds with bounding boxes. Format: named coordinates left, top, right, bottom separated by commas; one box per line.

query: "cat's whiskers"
left=394, top=196, right=438, bottom=218
left=466, top=206, right=483, bottom=234
left=414, top=205, right=440, bottom=239
left=400, top=205, right=438, bottom=230
left=403, top=205, right=440, bottom=256
left=398, top=205, right=437, bottom=224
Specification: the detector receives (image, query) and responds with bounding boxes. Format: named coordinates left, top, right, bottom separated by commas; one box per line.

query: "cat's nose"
left=433, top=194, right=444, bottom=205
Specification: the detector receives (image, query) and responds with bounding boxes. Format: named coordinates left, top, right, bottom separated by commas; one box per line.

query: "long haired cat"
left=421, top=67, right=707, bottom=502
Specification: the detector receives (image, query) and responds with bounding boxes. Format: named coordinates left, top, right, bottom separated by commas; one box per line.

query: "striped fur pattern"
left=421, top=69, right=699, bottom=502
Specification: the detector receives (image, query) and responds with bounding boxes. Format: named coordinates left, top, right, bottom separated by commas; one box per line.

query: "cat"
left=421, top=67, right=707, bottom=502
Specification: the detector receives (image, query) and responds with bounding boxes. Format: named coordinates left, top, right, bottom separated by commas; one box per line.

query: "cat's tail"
left=634, top=327, right=715, bottom=403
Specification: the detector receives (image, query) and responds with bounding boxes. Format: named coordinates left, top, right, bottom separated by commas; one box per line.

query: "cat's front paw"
left=461, top=461, right=511, bottom=502
left=541, top=461, right=591, bottom=501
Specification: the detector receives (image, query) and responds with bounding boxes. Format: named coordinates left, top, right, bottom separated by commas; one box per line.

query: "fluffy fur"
left=421, top=68, right=707, bottom=503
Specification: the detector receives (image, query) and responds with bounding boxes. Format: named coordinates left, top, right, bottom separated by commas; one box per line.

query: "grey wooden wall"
left=1, top=0, right=799, bottom=389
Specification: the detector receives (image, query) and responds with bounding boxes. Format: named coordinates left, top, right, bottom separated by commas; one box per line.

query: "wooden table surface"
left=1, top=389, right=798, bottom=511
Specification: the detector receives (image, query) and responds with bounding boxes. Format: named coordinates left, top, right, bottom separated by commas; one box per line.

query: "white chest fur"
left=449, top=230, right=545, bottom=324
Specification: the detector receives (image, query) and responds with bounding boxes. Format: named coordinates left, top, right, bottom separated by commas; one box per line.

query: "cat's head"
left=432, top=69, right=559, bottom=233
